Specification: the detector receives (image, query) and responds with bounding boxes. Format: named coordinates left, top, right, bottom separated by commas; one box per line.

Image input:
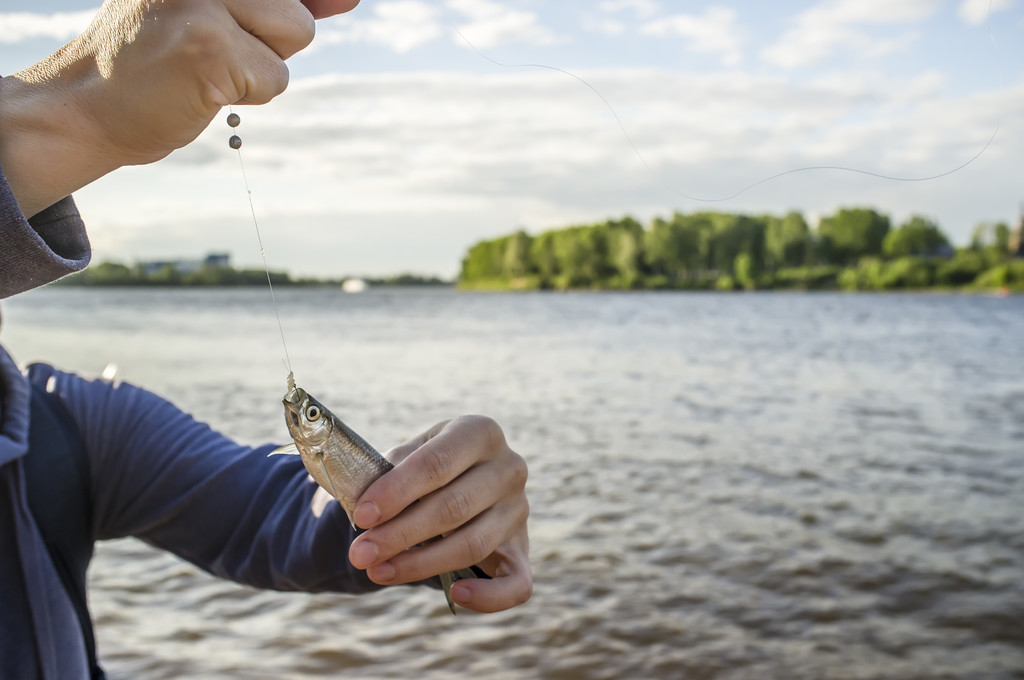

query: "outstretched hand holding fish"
left=274, top=373, right=532, bottom=614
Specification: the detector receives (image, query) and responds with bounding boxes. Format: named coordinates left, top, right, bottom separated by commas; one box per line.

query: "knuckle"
left=460, top=532, right=491, bottom=566
left=388, top=523, right=416, bottom=553
left=508, top=452, right=529, bottom=489
left=516, top=493, right=531, bottom=525
left=440, top=488, right=473, bottom=527
left=267, top=61, right=290, bottom=99
left=277, top=9, right=316, bottom=58
left=422, top=445, right=456, bottom=485
left=520, top=584, right=534, bottom=606
left=515, top=578, right=534, bottom=606
left=477, top=415, right=506, bottom=450
left=456, top=414, right=505, bottom=453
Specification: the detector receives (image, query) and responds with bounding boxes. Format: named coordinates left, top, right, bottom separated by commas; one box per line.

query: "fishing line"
left=427, top=0, right=1003, bottom=203
left=227, top=106, right=294, bottom=375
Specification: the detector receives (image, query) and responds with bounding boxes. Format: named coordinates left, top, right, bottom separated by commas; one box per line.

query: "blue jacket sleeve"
left=27, top=364, right=382, bottom=595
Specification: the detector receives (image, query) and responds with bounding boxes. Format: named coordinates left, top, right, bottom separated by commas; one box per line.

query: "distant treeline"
left=459, top=208, right=1024, bottom=292
left=55, top=262, right=450, bottom=288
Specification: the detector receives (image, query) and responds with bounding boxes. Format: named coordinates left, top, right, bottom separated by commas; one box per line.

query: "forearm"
left=0, top=71, right=116, bottom=219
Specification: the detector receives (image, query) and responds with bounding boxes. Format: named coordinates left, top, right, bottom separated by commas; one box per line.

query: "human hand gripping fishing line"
left=0, top=0, right=359, bottom=218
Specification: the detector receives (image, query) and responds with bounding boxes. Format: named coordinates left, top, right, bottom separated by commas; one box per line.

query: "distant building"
left=139, top=253, right=231, bottom=276
left=203, top=253, right=231, bottom=268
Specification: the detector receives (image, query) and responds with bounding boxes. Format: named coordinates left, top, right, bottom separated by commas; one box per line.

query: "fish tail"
left=439, top=566, right=485, bottom=615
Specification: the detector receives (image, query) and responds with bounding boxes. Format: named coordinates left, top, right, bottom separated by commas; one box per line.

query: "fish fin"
left=342, top=506, right=357, bottom=530
left=268, top=443, right=300, bottom=457
left=314, top=452, right=355, bottom=529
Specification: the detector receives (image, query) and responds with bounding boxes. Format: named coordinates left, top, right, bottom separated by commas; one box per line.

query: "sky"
left=2, top=0, right=1023, bottom=278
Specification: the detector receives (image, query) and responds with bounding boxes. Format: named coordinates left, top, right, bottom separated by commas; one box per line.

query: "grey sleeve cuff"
left=0, top=161, right=91, bottom=299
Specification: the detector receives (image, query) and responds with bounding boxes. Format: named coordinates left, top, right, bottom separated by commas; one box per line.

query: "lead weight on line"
left=229, top=135, right=242, bottom=150
left=227, top=112, right=241, bottom=128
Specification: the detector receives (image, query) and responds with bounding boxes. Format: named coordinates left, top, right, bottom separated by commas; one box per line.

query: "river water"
left=3, top=287, right=1023, bottom=679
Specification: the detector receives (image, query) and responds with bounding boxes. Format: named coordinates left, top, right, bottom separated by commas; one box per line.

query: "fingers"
left=379, top=425, right=439, bottom=467
left=355, top=416, right=509, bottom=529
left=215, top=0, right=313, bottom=106
left=302, top=0, right=361, bottom=20
left=346, top=414, right=532, bottom=614
left=351, top=461, right=528, bottom=577
left=225, top=32, right=292, bottom=107
left=449, top=535, right=533, bottom=614
left=226, top=0, right=316, bottom=61
left=353, top=504, right=532, bottom=613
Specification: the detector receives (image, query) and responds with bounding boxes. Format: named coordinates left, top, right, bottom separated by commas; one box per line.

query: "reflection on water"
left=4, top=288, right=1024, bottom=679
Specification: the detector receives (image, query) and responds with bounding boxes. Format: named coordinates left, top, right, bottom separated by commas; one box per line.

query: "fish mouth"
left=283, top=386, right=306, bottom=429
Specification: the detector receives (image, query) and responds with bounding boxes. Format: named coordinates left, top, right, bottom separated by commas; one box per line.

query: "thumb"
left=301, top=0, right=361, bottom=20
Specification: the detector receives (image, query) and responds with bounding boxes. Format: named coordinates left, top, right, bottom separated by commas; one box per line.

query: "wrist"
left=0, top=66, right=118, bottom=219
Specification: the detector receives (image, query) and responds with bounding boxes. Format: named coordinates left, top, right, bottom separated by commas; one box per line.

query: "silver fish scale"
left=314, top=415, right=394, bottom=514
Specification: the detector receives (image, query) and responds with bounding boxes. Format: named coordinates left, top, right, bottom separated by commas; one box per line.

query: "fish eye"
left=305, top=405, right=321, bottom=422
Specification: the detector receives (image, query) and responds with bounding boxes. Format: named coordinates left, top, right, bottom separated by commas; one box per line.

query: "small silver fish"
left=271, top=372, right=476, bottom=614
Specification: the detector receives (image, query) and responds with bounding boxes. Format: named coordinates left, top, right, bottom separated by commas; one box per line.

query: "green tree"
left=879, top=257, right=934, bottom=288
left=935, top=250, right=987, bottom=286
left=765, top=211, right=811, bottom=269
left=530, top=231, right=559, bottom=284
left=552, top=227, right=602, bottom=287
left=606, top=217, right=645, bottom=287
left=995, top=222, right=1011, bottom=253
left=882, top=216, right=951, bottom=258
left=700, top=212, right=766, bottom=275
left=503, top=230, right=533, bottom=278
left=733, top=253, right=756, bottom=290
left=460, top=239, right=503, bottom=282
left=80, top=261, right=137, bottom=285
left=817, top=208, right=891, bottom=265
left=148, top=264, right=182, bottom=286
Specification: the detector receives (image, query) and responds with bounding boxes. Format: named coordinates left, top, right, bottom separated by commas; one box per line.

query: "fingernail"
left=349, top=540, right=378, bottom=569
left=354, top=502, right=380, bottom=527
left=451, top=584, right=472, bottom=605
left=369, top=561, right=396, bottom=583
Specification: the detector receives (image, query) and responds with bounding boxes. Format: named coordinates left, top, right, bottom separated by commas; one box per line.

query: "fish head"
left=283, top=384, right=334, bottom=449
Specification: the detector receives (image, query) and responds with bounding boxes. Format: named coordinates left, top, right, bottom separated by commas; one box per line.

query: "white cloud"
left=445, top=0, right=558, bottom=49
left=585, top=18, right=628, bottom=35
left=763, top=0, right=941, bottom=68
left=598, top=0, right=662, bottom=19
left=0, top=9, right=96, bottom=44
left=589, top=0, right=661, bottom=33
left=958, top=0, right=1016, bottom=26
left=95, top=69, right=1015, bottom=251
left=314, top=0, right=556, bottom=53
left=316, top=1, right=443, bottom=53
left=642, top=6, right=744, bottom=66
